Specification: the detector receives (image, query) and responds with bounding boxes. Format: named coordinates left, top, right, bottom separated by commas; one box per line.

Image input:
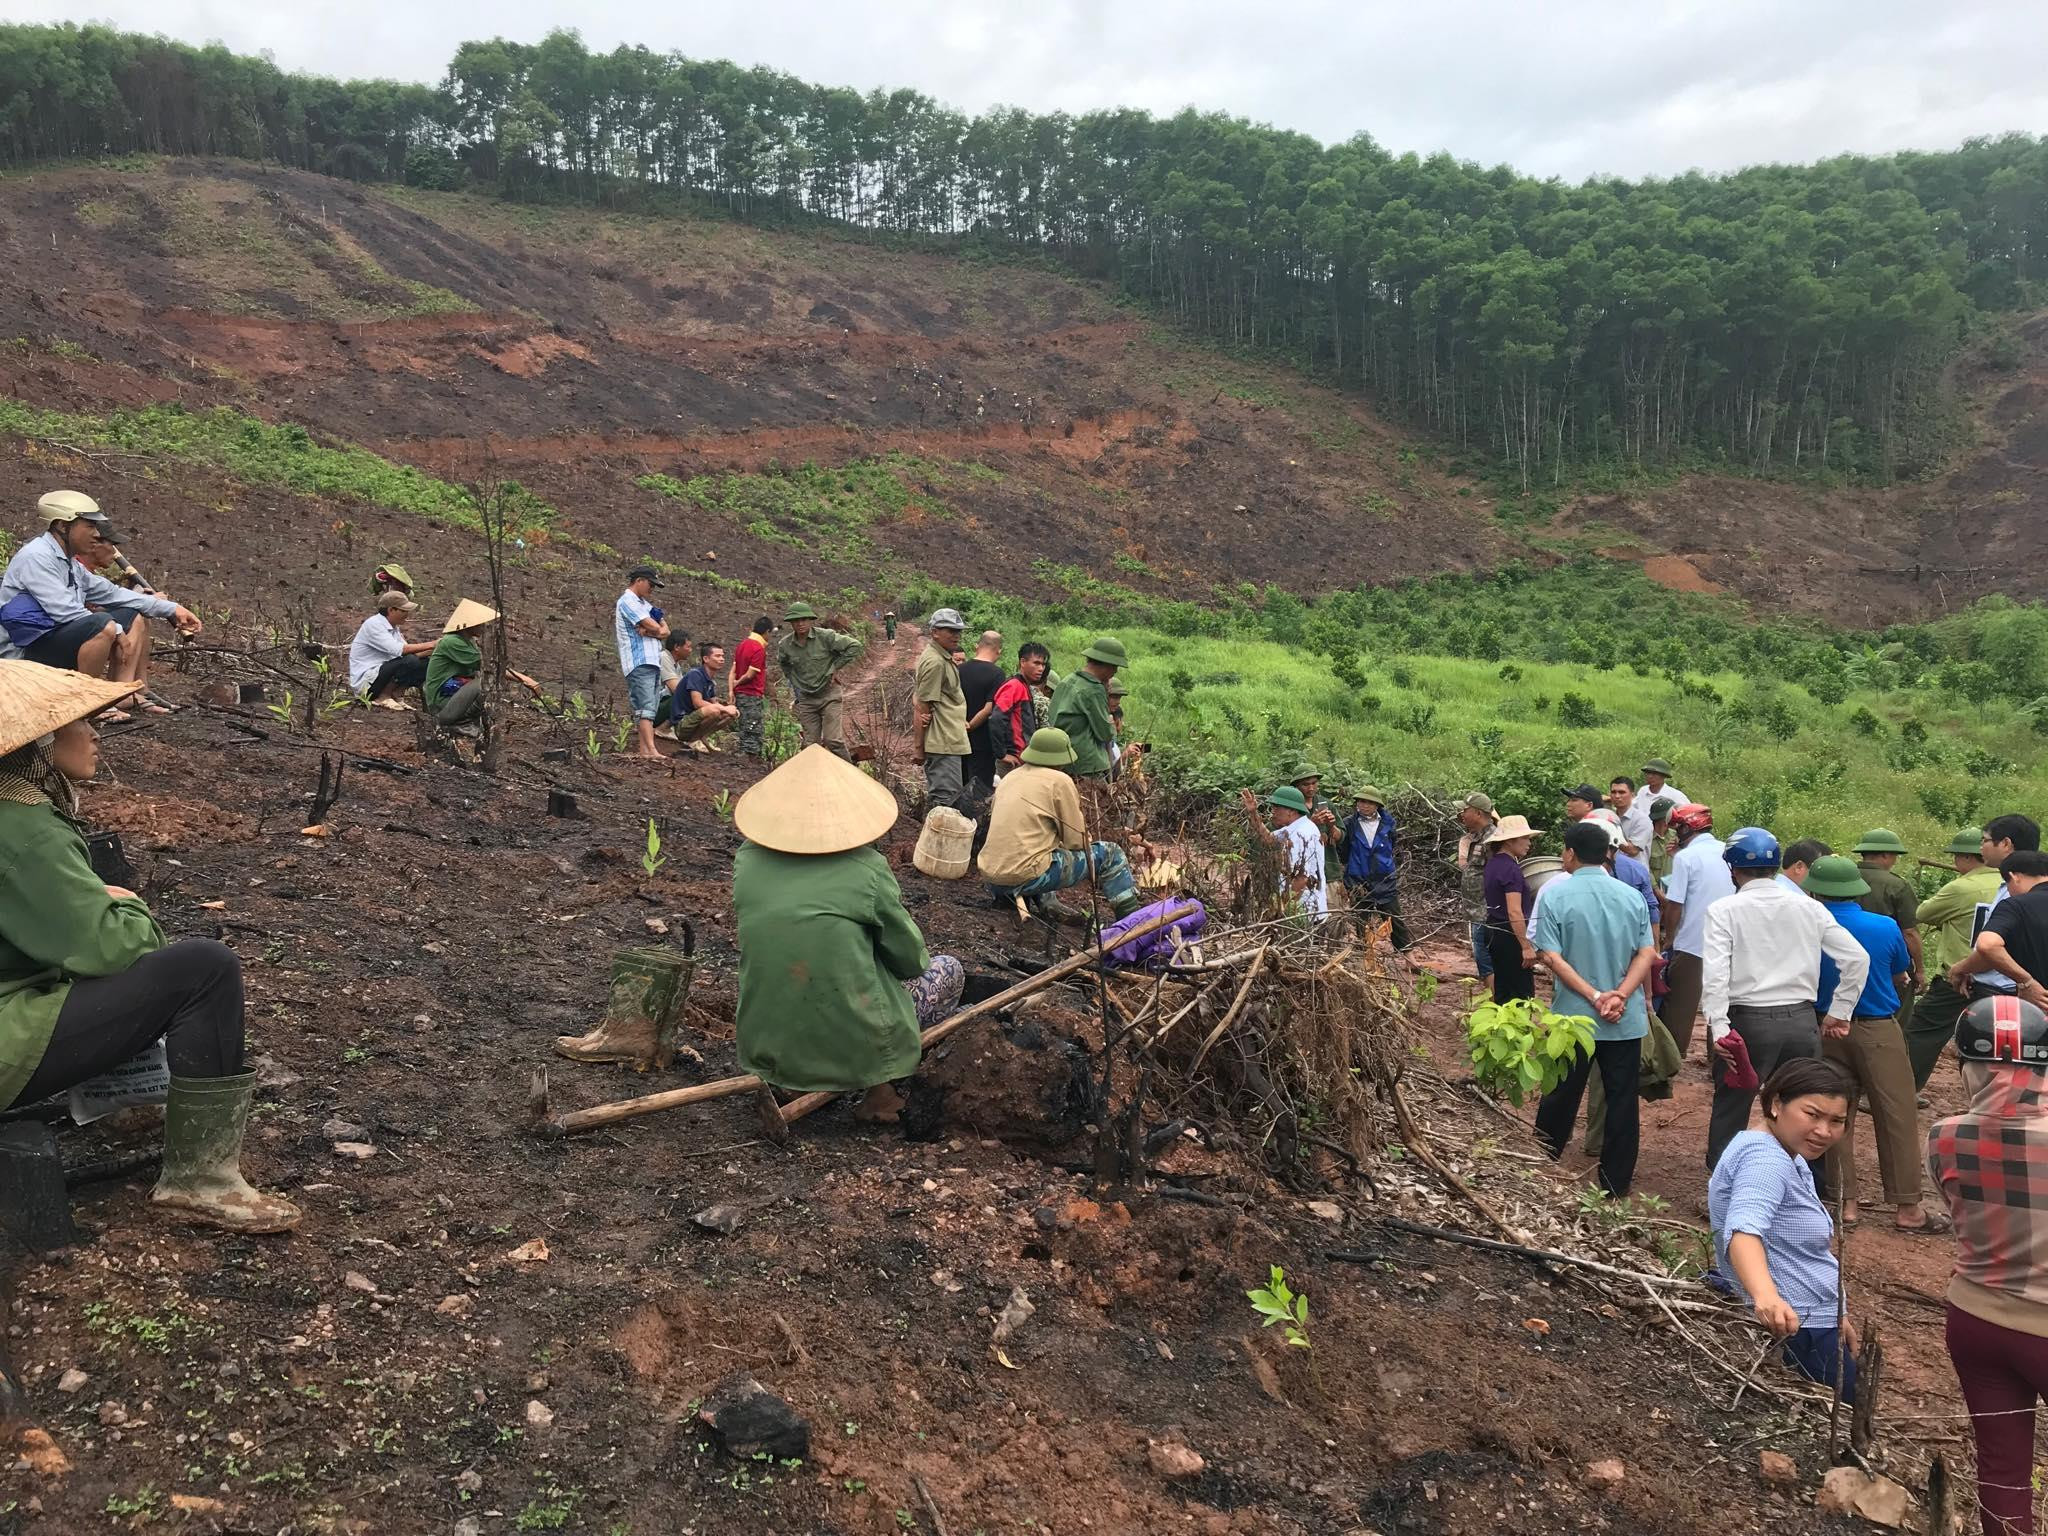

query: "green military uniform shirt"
left=1916, top=865, right=2001, bottom=973
left=1048, top=672, right=1113, bottom=777
left=733, top=842, right=929, bottom=1094
left=774, top=627, right=864, bottom=698
left=0, top=797, right=165, bottom=1109
left=1856, top=861, right=1921, bottom=941
left=913, top=643, right=970, bottom=757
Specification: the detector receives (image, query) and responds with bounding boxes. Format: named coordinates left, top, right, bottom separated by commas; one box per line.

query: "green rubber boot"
left=1028, top=893, right=1089, bottom=925
left=150, top=1073, right=301, bottom=1234
left=1109, top=890, right=1145, bottom=919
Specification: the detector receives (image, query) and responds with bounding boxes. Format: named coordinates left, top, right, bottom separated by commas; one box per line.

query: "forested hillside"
left=4, top=23, right=2044, bottom=489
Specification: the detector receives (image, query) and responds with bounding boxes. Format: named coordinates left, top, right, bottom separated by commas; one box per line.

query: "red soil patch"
left=1641, top=554, right=1723, bottom=594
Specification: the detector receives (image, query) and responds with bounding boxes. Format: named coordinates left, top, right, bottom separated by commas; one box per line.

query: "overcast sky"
left=10, top=0, right=2046, bottom=180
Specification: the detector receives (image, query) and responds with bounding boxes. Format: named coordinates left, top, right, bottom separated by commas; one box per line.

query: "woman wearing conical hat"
left=423, top=599, right=541, bottom=727
left=732, top=747, right=962, bottom=1124
left=0, top=662, right=298, bottom=1232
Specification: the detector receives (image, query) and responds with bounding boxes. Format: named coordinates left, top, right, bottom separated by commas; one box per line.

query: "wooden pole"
left=540, top=903, right=1200, bottom=1138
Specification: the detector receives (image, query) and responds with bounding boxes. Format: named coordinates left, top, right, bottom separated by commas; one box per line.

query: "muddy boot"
left=1028, top=893, right=1089, bottom=926
left=555, top=945, right=692, bottom=1071
left=1108, top=890, right=1145, bottom=920
left=150, top=1073, right=301, bottom=1234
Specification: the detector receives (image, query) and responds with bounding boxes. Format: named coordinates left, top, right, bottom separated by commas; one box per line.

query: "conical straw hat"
left=0, top=661, right=141, bottom=757
left=442, top=598, right=500, bottom=634
left=734, top=744, right=899, bottom=855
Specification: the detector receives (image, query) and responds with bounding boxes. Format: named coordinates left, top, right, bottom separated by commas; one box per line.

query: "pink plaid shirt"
left=1928, top=1070, right=2048, bottom=1319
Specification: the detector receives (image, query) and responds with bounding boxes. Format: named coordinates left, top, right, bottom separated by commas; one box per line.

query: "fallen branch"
left=911, top=1473, right=952, bottom=1536
left=1388, top=1078, right=1531, bottom=1248
left=1334, top=1218, right=1702, bottom=1290
left=1188, top=945, right=1268, bottom=1071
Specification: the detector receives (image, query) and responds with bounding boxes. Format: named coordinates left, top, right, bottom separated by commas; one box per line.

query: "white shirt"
left=1614, top=798, right=1654, bottom=853
left=1642, top=781, right=1692, bottom=811
left=615, top=590, right=660, bottom=675
left=1665, top=833, right=1736, bottom=957
left=1701, top=879, right=1871, bottom=1041
left=347, top=614, right=405, bottom=693
left=1276, top=816, right=1329, bottom=920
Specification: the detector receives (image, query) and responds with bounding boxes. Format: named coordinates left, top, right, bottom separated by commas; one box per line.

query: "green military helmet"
left=1641, top=757, right=1675, bottom=776
left=1265, top=785, right=1311, bottom=814
left=1020, top=727, right=1077, bottom=767
left=1851, top=828, right=1909, bottom=856
left=1106, top=678, right=1128, bottom=698
left=1351, top=784, right=1387, bottom=807
left=782, top=600, right=819, bottom=622
left=1949, top=826, right=1987, bottom=856
left=1803, top=855, right=1872, bottom=900
left=1082, top=636, right=1128, bottom=667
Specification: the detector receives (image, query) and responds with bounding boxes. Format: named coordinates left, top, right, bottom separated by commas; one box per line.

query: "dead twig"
left=911, top=1473, right=952, bottom=1536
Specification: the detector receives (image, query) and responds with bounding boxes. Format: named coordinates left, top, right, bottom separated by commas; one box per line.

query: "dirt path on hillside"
left=1400, top=935, right=1972, bottom=1482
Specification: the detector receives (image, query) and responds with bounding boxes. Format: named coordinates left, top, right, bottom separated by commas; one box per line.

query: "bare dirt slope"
left=0, top=159, right=1499, bottom=611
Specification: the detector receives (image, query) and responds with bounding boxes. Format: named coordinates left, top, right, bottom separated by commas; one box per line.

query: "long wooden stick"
left=779, top=902, right=1203, bottom=1126
left=539, top=903, right=1198, bottom=1137
left=1189, top=945, right=1268, bottom=1070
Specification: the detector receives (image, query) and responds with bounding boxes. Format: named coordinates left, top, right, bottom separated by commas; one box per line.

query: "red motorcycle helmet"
left=1669, top=804, right=1714, bottom=836
left=1956, top=994, right=2048, bottom=1067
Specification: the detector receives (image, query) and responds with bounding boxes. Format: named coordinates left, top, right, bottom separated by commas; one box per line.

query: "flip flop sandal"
left=1896, top=1210, right=1953, bottom=1237
left=141, top=691, right=179, bottom=713
left=95, top=707, right=133, bottom=725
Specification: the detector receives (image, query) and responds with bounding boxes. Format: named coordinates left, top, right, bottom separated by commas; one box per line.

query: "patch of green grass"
left=0, top=398, right=553, bottom=535
left=74, top=198, right=121, bottom=228
left=639, top=455, right=948, bottom=562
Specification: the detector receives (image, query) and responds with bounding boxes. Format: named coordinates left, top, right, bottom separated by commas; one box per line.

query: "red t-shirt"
left=733, top=634, right=768, bottom=696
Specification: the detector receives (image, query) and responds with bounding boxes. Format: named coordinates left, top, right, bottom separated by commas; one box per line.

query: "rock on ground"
left=696, top=1372, right=810, bottom=1461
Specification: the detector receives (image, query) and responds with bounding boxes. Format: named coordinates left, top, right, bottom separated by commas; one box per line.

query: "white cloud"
left=12, top=0, right=2047, bottom=179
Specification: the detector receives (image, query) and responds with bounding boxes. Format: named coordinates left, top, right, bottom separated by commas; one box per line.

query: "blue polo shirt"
left=1529, top=867, right=1655, bottom=1042
left=1815, top=899, right=1910, bottom=1017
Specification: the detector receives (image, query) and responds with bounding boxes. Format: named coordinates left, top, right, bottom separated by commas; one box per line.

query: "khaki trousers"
left=1823, top=1012, right=1922, bottom=1206
left=1659, top=949, right=1704, bottom=1056
left=793, top=688, right=847, bottom=759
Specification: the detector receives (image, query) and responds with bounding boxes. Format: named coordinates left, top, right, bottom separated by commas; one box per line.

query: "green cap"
left=1351, top=785, right=1386, bottom=806
left=1851, top=828, right=1908, bottom=855
left=1083, top=636, right=1128, bottom=667
left=1106, top=678, right=1128, bottom=698
left=1949, top=826, right=1987, bottom=856
left=1803, top=855, right=1872, bottom=900
left=1265, top=785, right=1311, bottom=815
left=1020, top=727, right=1077, bottom=767
left=782, top=601, right=819, bottom=622
left=1642, top=758, right=1674, bottom=776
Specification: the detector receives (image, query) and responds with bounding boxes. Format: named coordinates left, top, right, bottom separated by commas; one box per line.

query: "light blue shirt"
left=0, top=530, right=174, bottom=656
left=1709, top=1129, right=1840, bottom=1327
left=615, top=589, right=659, bottom=675
left=1530, top=866, right=1654, bottom=1042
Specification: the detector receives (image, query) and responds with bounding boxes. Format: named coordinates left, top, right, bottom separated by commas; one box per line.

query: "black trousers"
left=1535, top=1033, right=1642, bottom=1196
left=1487, top=925, right=1535, bottom=1002
left=1346, top=878, right=1410, bottom=950
left=369, top=653, right=429, bottom=695
left=11, top=939, right=245, bottom=1107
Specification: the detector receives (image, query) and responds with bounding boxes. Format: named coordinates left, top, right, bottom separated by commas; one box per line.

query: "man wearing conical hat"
left=423, top=599, right=541, bottom=727
left=979, top=729, right=1145, bottom=925
left=0, top=661, right=298, bottom=1232
left=773, top=602, right=864, bottom=760
left=0, top=490, right=204, bottom=717
left=732, top=747, right=963, bottom=1118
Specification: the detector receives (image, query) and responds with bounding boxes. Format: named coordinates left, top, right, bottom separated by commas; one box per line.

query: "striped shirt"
left=615, top=589, right=659, bottom=675
left=1709, top=1130, right=1840, bottom=1328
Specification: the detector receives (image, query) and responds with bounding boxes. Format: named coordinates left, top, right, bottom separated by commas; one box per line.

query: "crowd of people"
left=11, top=486, right=2048, bottom=1532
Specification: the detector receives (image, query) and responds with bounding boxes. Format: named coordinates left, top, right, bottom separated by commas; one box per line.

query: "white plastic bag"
left=69, top=1041, right=170, bottom=1125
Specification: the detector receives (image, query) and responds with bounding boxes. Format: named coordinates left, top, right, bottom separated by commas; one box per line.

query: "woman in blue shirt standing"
left=1708, top=1058, right=1858, bottom=1397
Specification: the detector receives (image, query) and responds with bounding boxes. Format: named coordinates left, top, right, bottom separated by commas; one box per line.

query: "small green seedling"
left=1248, top=1265, right=1310, bottom=1349
left=585, top=728, right=601, bottom=760
left=713, top=789, right=734, bottom=822
left=642, top=818, right=667, bottom=879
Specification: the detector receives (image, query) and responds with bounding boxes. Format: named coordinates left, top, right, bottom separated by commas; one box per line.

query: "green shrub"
left=1556, top=692, right=1601, bottom=730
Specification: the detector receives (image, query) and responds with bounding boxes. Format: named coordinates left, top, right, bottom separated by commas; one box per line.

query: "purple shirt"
left=1483, top=851, right=1529, bottom=927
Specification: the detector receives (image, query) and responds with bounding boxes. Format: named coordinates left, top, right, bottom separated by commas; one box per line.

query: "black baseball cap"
left=627, top=564, right=663, bottom=587
left=1565, top=783, right=1601, bottom=804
